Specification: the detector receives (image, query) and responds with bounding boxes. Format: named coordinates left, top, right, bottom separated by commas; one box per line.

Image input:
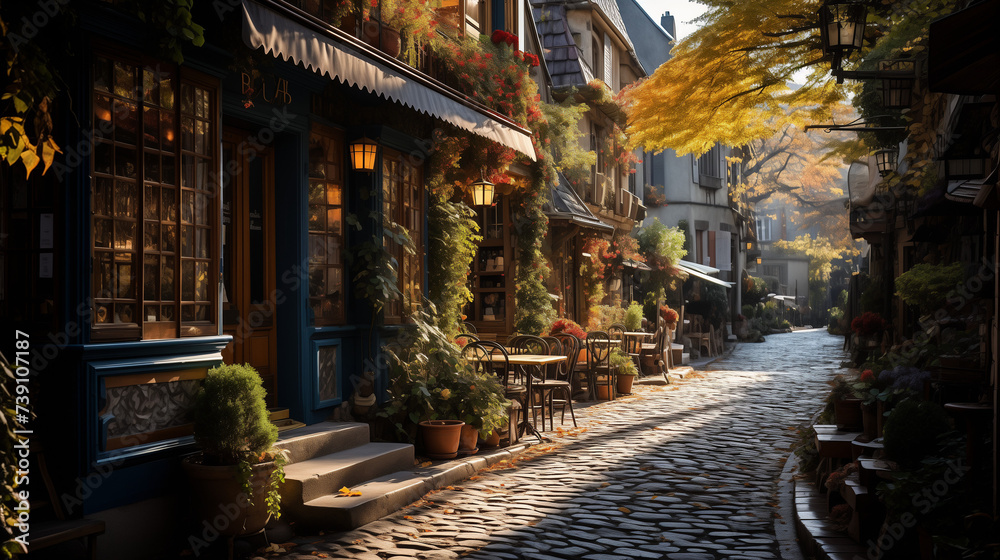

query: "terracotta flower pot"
left=418, top=420, right=464, bottom=459
left=481, top=429, right=501, bottom=448
left=380, top=26, right=401, bottom=58
left=596, top=384, right=612, bottom=401
left=458, top=423, right=479, bottom=455
left=616, top=373, right=636, bottom=395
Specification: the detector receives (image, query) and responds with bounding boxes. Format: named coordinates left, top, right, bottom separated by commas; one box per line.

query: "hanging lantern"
left=471, top=170, right=495, bottom=206
left=818, top=2, right=867, bottom=57
left=874, top=148, right=898, bottom=177
left=879, top=60, right=916, bottom=108
left=349, top=137, right=378, bottom=171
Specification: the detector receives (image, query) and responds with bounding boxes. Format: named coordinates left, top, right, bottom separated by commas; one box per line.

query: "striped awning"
left=242, top=0, right=536, bottom=160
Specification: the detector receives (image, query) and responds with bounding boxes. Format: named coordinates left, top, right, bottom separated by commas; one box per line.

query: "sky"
left=632, top=0, right=707, bottom=41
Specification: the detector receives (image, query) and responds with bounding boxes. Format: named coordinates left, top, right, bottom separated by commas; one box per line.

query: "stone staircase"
left=273, top=422, right=420, bottom=530
left=272, top=422, right=530, bottom=531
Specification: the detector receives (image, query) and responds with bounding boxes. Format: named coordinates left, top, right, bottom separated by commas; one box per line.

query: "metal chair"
left=461, top=321, right=478, bottom=334
left=585, top=331, right=613, bottom=401
left=462, top=341, right=520, bottom=444
left=608, top=324, right=626, bottom=349
left=539, top=334, right=578, bottom=429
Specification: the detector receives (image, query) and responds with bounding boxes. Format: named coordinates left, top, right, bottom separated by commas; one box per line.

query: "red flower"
left=860, top=370, right=875, bottom=384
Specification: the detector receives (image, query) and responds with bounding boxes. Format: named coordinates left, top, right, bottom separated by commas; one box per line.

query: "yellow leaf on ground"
left=618, top=507, right=631, bottom=514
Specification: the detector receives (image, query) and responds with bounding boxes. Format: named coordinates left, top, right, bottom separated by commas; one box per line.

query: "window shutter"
left=715, top=230, right=731, bottom=271
left=603, top=32, right=612, bottom=85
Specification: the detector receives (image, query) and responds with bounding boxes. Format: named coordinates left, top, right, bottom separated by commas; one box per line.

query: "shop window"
left=308, top=124, right=346, bottom=326
left=91, top=53, right=219, bottom=341
left=382, top=149, right=424, bottom=323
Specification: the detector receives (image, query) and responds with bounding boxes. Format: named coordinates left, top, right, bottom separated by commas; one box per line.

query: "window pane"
left=309, top=205, right=325, bottom=231
left=96, top=253, right=113, bottom=298
left=114, top=220, right=135, bottom=250
left=161, top=256, right=175, bottom=300
left=182, top=260, right=194, bottom=300
left=144, top=254, right=159, bottom=301
left=195, top=261, right=209, bottom=301
left=114, top=61, right=136, bottom=99
left=181, top=190, right=194, bottom=223
left=95, top=218, right=113, bottom=248
left=162, top=224, right=176, bottom=253
left=116, top=257, right=134, bottom=298
left=309, top=266, right=325, bottom=297
left=115, top=303, right=135, bottom=324
left=144, top=222, right=159, bottom=251
left=195, top=193, right=208, bottom=225
left=145, top=305, right=159, bottom=322
left=326, top=184, right=341, bottom=205
left=181, top=225, right=193, bottom=257
left=94, top=177, right=113, bottom=215
left=115, top=180, right=136, bottom=218
left=95, top=95, right=112, bottom=137
left=115, top=100, right=137, bottom=145
left=326, top=234, right=340, bottom=264
left=144, top=152, right=160, bottom=182
left=162, top=187, right=176, bottom=221
left=94, top=142, right=113, bottom=175
left=195, top=227, right=208, bottom=258
left=161, top=111, right=175, bottom=150
left=144, top=184, right=159, bottom=220
left=115, top=146, right=136, bottom=178
left=144, top=107, right=159, bottom=149
left=161, top=154, right=176, bottom=186
left=94, top=57, right=112, bottom=93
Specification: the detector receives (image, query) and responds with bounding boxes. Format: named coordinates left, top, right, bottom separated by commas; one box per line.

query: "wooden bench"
left=27, top=450, right=105, bottom=559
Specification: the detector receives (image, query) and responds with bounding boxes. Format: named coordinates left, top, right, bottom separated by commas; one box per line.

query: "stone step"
left=816, top=430, right=862, bottom=459
left=851, top=437, right=884, bottom=461
left=291, top=470, right=431, bottom=530
left=281, top=442, right=415, bottom=505
left=274, top=422, right=372, bottom=464
left=841, top=477, right=869, bottom=510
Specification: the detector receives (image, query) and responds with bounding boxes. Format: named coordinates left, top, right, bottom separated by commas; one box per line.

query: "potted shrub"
left=624, top=301, right=643, bottom=332
left=183, top=364, right=285, bottom=537
left=610, top=347, right=638, bottom=395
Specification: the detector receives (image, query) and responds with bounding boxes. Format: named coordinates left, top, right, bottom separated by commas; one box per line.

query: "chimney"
left=660, top=11, right=676, bottom=40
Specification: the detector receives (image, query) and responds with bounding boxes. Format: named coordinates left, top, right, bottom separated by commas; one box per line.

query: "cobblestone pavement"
left=263, top=329, right=847, bottom=560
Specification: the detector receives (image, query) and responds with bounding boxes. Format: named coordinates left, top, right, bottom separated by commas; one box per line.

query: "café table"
left=473, top=353, right=566, bottom=440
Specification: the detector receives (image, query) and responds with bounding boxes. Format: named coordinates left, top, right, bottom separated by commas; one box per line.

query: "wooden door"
left=220, top=128, right=278, bottom=404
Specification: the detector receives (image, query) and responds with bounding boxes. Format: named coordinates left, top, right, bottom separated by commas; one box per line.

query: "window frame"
left=381, top=148, right=424, bottom=325
left=307, top=123, right=348, bottom=327
left=89, top=46, right=220, bottom=342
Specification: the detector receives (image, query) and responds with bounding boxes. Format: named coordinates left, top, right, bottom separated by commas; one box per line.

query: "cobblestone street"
left=264, top=329, right=847, bottom=560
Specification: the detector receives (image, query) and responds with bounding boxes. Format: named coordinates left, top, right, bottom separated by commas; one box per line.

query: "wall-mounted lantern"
left=349, top=137, right=378, bottom=172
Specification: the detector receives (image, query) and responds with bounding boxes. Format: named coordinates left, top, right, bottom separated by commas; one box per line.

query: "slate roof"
left=545, top=172, right=614, bottom=232
left=531, top=3, right=590, bottom=87
left=531, top=0, right=642, bottom=87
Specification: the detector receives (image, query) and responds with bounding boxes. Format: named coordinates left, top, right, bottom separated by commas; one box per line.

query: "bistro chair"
left=585, top=331, right=613, bottom=401
left=639, top=322, right=667, bottom=377
left=608, top=323, right=626, bottom=350
left=538, top=334, right=578, bottom=429
left=462, top=341, right=520, bottom=444
left=461, top=321, right=478, bottom=335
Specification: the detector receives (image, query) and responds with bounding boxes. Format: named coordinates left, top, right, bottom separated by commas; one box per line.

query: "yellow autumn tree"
left=621, top=0, right=849, bottom=156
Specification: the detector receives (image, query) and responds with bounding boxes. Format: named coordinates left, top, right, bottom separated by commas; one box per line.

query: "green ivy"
left=512, top=178, right=556, bottom=335
left=427, top=193, right=481, bottom=339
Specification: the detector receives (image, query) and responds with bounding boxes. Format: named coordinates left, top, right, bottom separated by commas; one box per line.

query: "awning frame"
left=676, top=262, right=734, bottom=289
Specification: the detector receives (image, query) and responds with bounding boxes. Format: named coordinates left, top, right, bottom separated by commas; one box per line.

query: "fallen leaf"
left=338, top=486, right=363, bottom=497
left=419, top=461, right=432, bottom=467
left=600, top=482, right=610, bottom=488
left=618, top=507, right=631, bottom=513
left=651, top=495, right=658, bottom=500
left=403, top=515, right=414, bottom=520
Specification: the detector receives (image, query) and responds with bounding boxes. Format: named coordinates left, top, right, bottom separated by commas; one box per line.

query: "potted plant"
left=624, top=301, right=643, bottom=332
left=379, top=310, right=509, bottom=458
left=825, top=375, right=862, bottom=431
left=659, top=305, right=679, bottom=328
left=851, top=369, right=883, bottom=439
left=610, top=347, right=638, bottom=395
left=183, top=364, right=285, bottom=537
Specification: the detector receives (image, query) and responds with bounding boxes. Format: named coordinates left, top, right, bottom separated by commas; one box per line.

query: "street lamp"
left=471, top=170, right=496, bottom=206
left=349, top=136, right=378, bottom=172
left=874, top=148, right=898, bottom=177
left=819, top=1, right=867, bottom=66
